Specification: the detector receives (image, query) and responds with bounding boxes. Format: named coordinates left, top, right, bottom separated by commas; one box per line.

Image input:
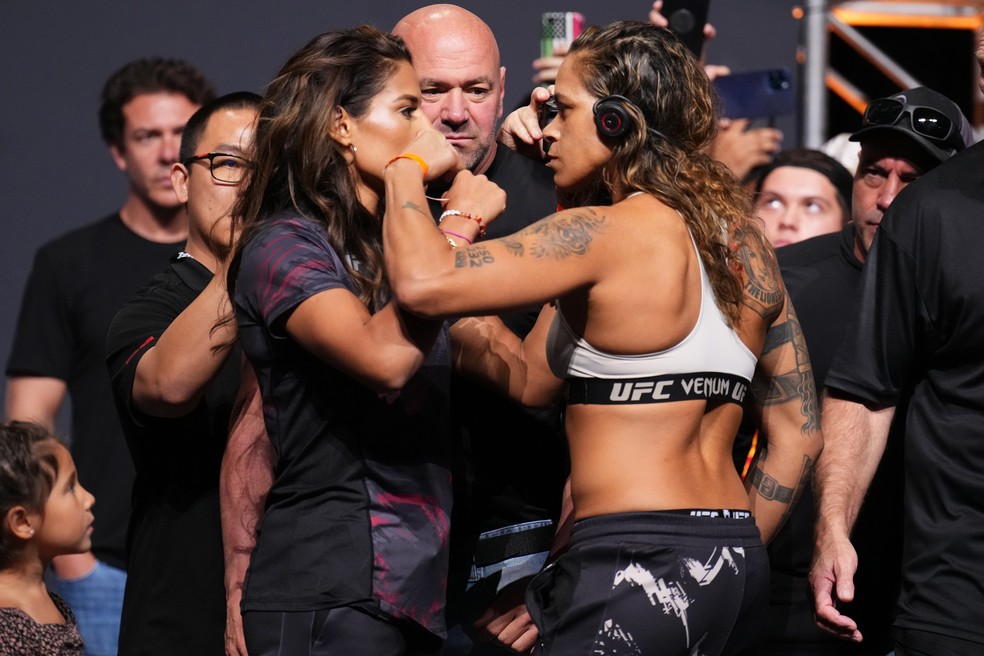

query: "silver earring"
left=28, top=528, right=34, bottom=535
left=350, top=144, right=358, bottom=154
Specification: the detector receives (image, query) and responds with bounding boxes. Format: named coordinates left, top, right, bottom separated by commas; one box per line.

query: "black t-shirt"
left=430, top=145, right=567, bottom=536
left=6, top=214, right=183, bottom=569
left=234, top=214, right=452, bottom=637
left=826, top=141, right=984, bottom=647
left=105, top=254, right=237, bottom=655
left=757, top=225, right=902, bottom=655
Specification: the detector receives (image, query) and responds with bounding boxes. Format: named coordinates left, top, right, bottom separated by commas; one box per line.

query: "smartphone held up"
left=540, top=11, right=585, bottom=58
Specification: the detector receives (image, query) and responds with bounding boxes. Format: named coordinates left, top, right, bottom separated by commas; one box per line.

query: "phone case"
left=661, top=0, right=710, bottom=57
left=541, top=12, right=585, bottom=57
left=713, top=68, right=796, bottom=119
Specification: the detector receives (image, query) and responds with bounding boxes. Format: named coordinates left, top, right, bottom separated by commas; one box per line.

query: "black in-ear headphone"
left=593, top=95, right=634, bottom=139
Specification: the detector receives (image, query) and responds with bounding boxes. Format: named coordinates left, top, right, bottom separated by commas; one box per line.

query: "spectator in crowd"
left=392, top=7, right=566, bottom=654
left=0, top=422, right=93, bottom=655
left=5, top=57, right=214, bottom=655
left=810, top=81, right=982, bottom=655
left=759, top=86, right=971, bottom=656
left=105, top=92, right=261, bottom=655
left=751, top=148, right=853, bottom=248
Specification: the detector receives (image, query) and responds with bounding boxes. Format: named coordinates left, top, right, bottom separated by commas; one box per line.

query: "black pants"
left=243, top=605, right=442, bottom=656
left=526, top=511, right=769, bottom=656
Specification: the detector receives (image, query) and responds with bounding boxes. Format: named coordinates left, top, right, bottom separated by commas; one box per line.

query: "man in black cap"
left=752, top=86, right=972, bottom=656
left=810, top=73, right=984, bottom=653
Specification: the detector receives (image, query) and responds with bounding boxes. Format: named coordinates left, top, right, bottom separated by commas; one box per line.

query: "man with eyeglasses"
left=808, top=76, right=984, bottom=654
left=5, top=58, right=214, bottom=655
left=104, top=91, right=261, bottom=656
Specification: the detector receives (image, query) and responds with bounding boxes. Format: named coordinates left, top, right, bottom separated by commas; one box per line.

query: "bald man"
left=395, top=7, right=563, bottom=655
left=394, top=4, right=504, bottom=173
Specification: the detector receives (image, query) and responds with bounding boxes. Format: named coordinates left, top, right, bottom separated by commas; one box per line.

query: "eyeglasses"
left=862, top=98, right=957, bottom=146
left=182, top=152, right=252, bottom=184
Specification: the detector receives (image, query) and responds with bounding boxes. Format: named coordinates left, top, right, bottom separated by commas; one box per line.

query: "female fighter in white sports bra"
left=382, top=20, right=822, bottom=656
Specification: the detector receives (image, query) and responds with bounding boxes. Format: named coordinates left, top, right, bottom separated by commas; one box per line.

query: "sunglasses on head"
left=862, top=97, right=957, bottom=146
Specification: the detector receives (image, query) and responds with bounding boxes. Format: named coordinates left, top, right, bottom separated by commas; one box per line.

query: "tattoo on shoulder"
left=751, top=305, right=820, bottom=434
left=500, top=209, right=607, bottom=260
left=454, top=245, right=496, bottom=269
left=735, top=226, right=783, bottom=320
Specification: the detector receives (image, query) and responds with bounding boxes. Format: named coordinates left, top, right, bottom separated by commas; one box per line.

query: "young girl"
left=0, top=421, right=94, bottom=655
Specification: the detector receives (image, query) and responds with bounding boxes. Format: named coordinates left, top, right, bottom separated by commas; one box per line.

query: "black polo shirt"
left=827, top=141, right=984, bottom=649
left=106, top=253, right=238, bottom=655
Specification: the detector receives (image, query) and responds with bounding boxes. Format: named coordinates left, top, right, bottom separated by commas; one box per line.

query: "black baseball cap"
left=850, top=87, right=973, bottom=164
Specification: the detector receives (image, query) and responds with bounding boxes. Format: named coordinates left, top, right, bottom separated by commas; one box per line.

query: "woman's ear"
left=330, top=106, right=353, bottom=148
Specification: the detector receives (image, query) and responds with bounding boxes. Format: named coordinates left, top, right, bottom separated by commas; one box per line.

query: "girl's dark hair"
left=227, top=25, right=412, bottom=309
left=0, top=422, right=60, bottom=569
left=568, top=20, right=758, bottom=325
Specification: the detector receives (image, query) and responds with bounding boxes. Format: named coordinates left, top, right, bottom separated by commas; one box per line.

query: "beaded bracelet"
left=384, top=152, right=428, bottom=177
left=439, top=229, right=473, bottom=245
left=439, top=209, right=486, bottom=239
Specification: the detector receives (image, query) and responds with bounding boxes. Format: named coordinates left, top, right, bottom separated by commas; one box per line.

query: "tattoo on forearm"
left=749, top=450, right=815, bottom=536
left=752, top=306, right=820, bottom=434
left=761, top=323, right=792, bottom=357
left=454, top=245, right=496, bottom=269
left=735, top=227, right=783, bottom=320
left=749, top=468, right=794, bottom=503
left=401, top=200, right=429, bottom=217
left=503, top=240, right=524, bottom=257
left=500, top=209, right=607, bottom=260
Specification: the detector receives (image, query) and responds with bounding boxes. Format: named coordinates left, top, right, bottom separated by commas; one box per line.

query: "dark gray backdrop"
left=0, top=1, right=800, bottom=416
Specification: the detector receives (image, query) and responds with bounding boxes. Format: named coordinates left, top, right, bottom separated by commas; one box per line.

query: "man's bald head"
left=394, top=4, right=505, bottom=173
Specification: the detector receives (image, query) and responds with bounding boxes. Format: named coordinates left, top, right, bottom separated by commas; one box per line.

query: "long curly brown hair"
left=568, top=21, right=756, bottom=326
left=227, top=26, right=412, bottom=309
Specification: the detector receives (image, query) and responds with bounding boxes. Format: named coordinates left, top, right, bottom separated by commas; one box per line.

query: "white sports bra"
left=545, top=228, right=757, bottom=406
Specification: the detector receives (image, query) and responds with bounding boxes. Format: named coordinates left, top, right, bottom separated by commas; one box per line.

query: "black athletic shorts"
left=243, top=605, right=442, bottom=656
left=526, top=510, right=769, bottom=655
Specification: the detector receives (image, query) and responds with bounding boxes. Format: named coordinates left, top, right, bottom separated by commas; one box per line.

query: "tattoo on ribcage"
left=736, top=228, right=783, bottom=319
left=752, top=307, right=820, bottom=434
left=500, top=209, right=606, bottom=260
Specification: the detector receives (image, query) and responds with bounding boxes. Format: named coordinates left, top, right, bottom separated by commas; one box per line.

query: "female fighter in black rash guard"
left=225, top=26, right=493, bottom=656
left=382, top=20, right=822, bottom=656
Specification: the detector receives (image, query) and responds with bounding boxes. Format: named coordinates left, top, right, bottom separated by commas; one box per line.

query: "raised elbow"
left=390, top=276, right=445, bottom=319
left=134, top=380, right=201, bottom=418
left=362, top=367, right=416, bottom=396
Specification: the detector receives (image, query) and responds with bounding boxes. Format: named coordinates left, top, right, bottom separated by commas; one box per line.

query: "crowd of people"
left=2, top=2, right=984, bottom=656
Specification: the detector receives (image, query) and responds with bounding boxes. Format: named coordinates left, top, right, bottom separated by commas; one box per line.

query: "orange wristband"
left=385, top=152, right=428, bottom=177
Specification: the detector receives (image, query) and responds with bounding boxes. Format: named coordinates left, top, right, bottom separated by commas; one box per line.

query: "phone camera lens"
left=769, top=70, right=790, bottom=91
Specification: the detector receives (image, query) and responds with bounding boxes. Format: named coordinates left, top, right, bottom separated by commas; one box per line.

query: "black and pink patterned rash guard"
left=233, top=212, right=452, bottom=637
